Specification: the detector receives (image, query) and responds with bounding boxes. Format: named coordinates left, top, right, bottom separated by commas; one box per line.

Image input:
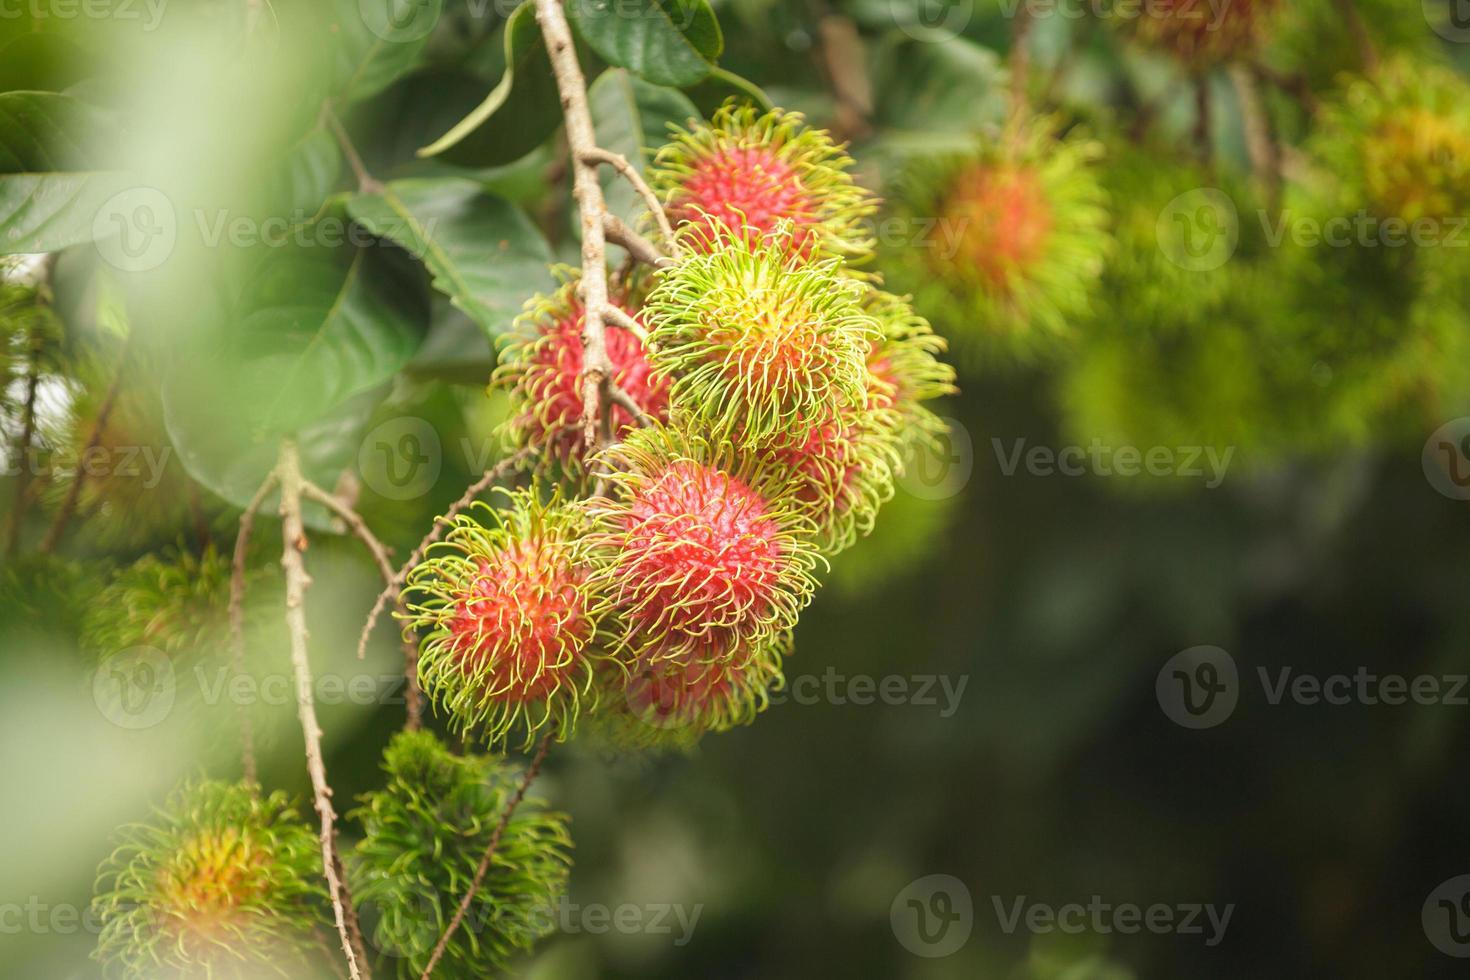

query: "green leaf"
left=347, top=177, right=554, bottom=343
left=585, top=69, right=696, bottom=225
left=416, top=2, right=561, bottom=167
left=257, top=125, right=343, bottom=220
left=331, top=0, right=444, bottom=103
left=567, top=0, right=721, bottom=88
left=682, top=65, right=772, bottom=115
left=0, top=91, right=127, bottom=254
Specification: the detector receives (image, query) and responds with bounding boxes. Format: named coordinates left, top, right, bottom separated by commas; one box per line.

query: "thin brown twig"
left=418, top=732, right=554, bottom=979
left=229, top=472, right=277, bottom=789
left=812, top=7, right=873, bottom=142
left=1252, top=62, right=1319, bottom=116
left=602, top=213, right=670, bottom=270
left=535, top=0, right=614, bottom=451
left=607, top=383, right=652, bottom=428
left=4, top=308, right=46, bottom=559
left=323, top=102, right=383, bottom=195
left=356, top=447, right=535, bottom=660
left=601, top=303, right=650, bottom=345
left=1009, top=1, right=1034, bottom=123
left=40, top=350, right=129, bottom=555
left=277, top=441, right=371, bottom=980
left=1230, top=63, right=1282, bottom=213
left=302, top=480, right=423, bottom=729
left=1333, top=0, right=1379, bottom=73
left=580, top=148, right=679, bottom=250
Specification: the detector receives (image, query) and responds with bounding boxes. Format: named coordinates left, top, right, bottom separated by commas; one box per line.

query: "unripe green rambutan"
left=92, top=780, right=327, bottom=979
left=592, top=630, right=789, bottom=751
left=587, top=424, right=822, bottom=673
left=650, top=102, right=877, bottom=263
left=644, top=227, right=880, bottom=449
left=1124, top=0, right=1282, bottom=65
left=401, top=487, right=607, bottom=748
left=886, top=117, right=1110, bottom=362
left=493, top=270, right=669, bottom=476
left=1309, top=57, right=1470, bottom=224
left=350, top=731, right=571, bottom=978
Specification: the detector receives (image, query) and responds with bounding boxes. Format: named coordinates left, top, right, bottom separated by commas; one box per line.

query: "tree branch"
left=40, top=349, right=129, bottom=555
left=4, top=298, right=48, bottom=559
left=603, top=213, right=670, bottom=269
left=418, top=732, right=554, bottom=979
left=607, top=383, right=652, bottom=428
left=357, top=447, right=534, bottom=660
left=535, top=0, right=614, bottom=450
left=601, top=303, right=650, bottom=345
left=277, top=441, right=371, bottom=980
left=1333, top=0, right=1379, bottom=73
left=229, top=473, right=277, bottom=789
left=323, top=103, right=383, bottom=195
left=581, top=147, right=679, bottom=250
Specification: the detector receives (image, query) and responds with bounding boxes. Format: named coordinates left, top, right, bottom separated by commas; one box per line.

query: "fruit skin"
left=493, top=268, right=668, bottom=478
left=650, top=102, right=877, bottom=264
left=1126, top=0, right=1282, bottom=65
left=401, top=487, right=607, bottom=749
left=349, top=731, right=571, bottom=979
left=886, top=116, right=1111, bottom=363
left=643, top=226, right=880, bottom=450
left=585, top=424, right=821, bottom=715
left=91, top=780, right=327, bottom=979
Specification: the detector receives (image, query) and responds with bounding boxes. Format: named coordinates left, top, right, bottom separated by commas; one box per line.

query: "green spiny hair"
left=885, top=114, right=1112, bottom=365
left=401, top=486, right=607, bottom=749
left=91, top=780, right=328, bottom=979
left=586, top=422, right=824, bottom=670
left=865, top=289, right=957, bottom=450
left=349, top=731, right=572, bottom=978
left=644, top=225, right=880, bottom=449
left=649, top=101, right=878, bottom=264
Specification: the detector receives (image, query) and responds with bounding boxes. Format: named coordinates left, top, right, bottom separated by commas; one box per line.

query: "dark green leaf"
left=417, top=2, right=561, bottom=167
left=682, top=65, right=772, bottom=115
left=585, top=68, right=697, bottom=226
left=567, top=0, right=721, bottom=88
left=348, top=177, right=554, bottom=343
left=331, top=0, right=443, bottom=103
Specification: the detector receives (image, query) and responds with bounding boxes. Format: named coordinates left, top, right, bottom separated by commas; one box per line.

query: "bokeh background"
left=3, top=0, right=1470, bottom=977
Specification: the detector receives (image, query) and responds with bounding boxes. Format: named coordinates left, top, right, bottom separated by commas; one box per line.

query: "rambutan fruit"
left=643, top=227, right=880, bottom=449
left=587, top=424, right=822, bottom=673
left=592, top=630, right=789, bottom=751
left=886, top=116, right=1110, bottom=362
left=1125, top=0, right=1282, bottom=65
left=650, top=102, right=877, bottom=263
left=401, top=487, right=607, bottom=748
left=1309, top=58, right=1470, bottom=224
left=493, top=269, right=669, bottom=475
left=91, top=780, right=327, bottom=978
left=350, top=731, right=571, bottom=977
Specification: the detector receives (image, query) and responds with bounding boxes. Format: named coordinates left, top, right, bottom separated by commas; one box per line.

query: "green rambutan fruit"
left=349, top=730, right=571, bottom=978
left=591, top=630, right=789, bottom=751
left=643, top=227, right=880, bottom=449
left=493, top=269, right=669, bottom=476
left=649, top=102, right=877, bottom=263
left=1124, top=0, right=1283, bottom=66
left=587, top=424, right=822, bottom=673
left=91, top=780, right=327, bottom=979
left=401, top=487, right=608, bottom=748
left=1308, top=57, right=1470, bottom=225
left=885, top=117, right=1111, bottom=363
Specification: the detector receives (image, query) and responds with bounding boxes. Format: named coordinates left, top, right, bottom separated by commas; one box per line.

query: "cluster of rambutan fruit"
left=403, top=104, right=955, bottom=752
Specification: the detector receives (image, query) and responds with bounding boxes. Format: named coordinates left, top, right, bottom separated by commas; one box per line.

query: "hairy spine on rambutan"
left=644, top=225, right=880, bottom=450
left=494, top=268, right=669, bottom=475
left=586, top=424, right=820, bottom=695
left=650, top=102, right=877, bottom=263
left=350, top=731, right=571, bottom=976
left=91, top=780, right=326, bottom=978
left=400, top=487, right=607, bottom=748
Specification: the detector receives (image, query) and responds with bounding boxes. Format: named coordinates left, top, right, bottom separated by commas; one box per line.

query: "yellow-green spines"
left=644, top=226, right=880, bottom=450
left=91, top=780, right=327, bottom=979
left=401, top=487, right=608, bottom=750
left=885, top=116, right=1111, bottom=363
left=350, top=731, right=571, bottom=978
left=650, top=102, right=878, bottom=264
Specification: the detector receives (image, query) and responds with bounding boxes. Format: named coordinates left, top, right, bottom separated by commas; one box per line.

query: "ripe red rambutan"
left=402, top=488, right=606, bottom=746
left=495, top=270, right=669, bottom=473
